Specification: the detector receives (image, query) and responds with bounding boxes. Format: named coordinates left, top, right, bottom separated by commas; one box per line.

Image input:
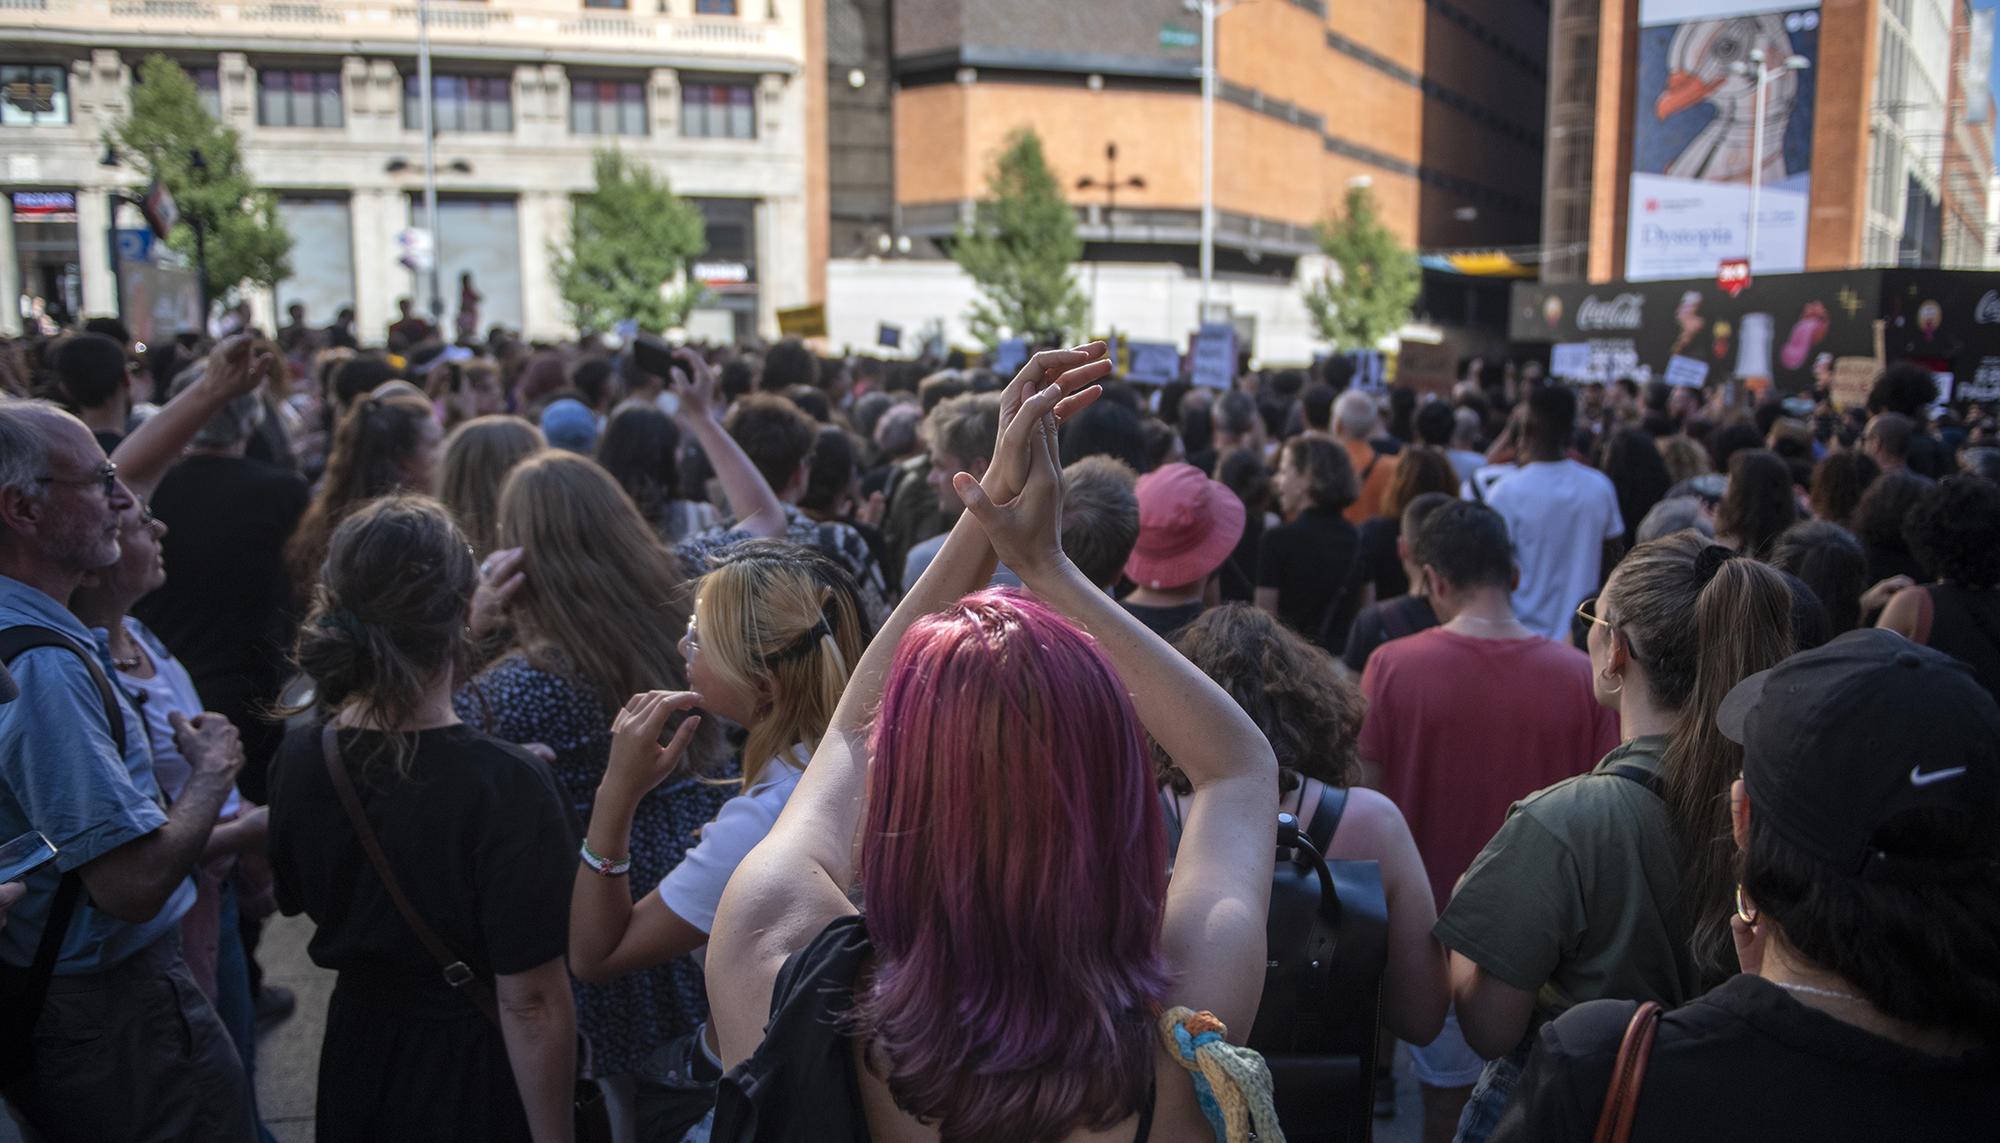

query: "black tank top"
left=1924, top=585, right=2000, bottom=701
left=710, top=915, right=1156, bottom=1143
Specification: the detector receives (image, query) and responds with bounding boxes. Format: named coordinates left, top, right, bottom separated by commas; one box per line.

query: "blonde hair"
left=495, top=452, right=697, bottom=720
left=692, top=540, right=867, bottom=789
left=1655, top=434, right=1711, bottom=486
left=441, top=415, right=544, bottom=557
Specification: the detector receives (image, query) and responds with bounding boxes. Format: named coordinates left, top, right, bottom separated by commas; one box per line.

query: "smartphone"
left=631, top=333, right=682, bottom=384
left=0, top=831, right=58, bottom=884
left=441, top=345, right=474, bottom=364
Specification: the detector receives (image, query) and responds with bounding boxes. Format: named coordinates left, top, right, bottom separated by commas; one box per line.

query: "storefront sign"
left=693, top=260, right=751, bottom=287
left=12, top=191, right=76, bottom=223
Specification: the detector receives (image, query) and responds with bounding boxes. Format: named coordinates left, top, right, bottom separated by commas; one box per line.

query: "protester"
left=1438, top=535, right=1795, bottom=1141
left=1341, top=491, right=1453, bottom=674
left=1334, top=390, right=1399, bottom=524
left=539, top=397, right=599, bottom=455
left=1121, top=461, right=1247, bottom=641
left=1876, top=475, right=2000, bottom=698
left=1771, top=520, right=1870, bottom=636
left=1486, top=386, right=1625, bottom=640
left=1715, top=448, right=1800, bottom=559
left=1059, top=455, right=1140, bottom=592
left=567, top=539, right=866, bottom=1139
left=70, top=497, right=273, bottom=1129
left=53, top=332, right=134, bottom=453
left=449, top=450, right=725, bottom=1138
left=1167, top=603, right=1448, bottom=1046
left=1654, top=434, right=1711, bottom=487
left=1599, top=428, right=1674, bottom=550
left=268, top=496, right=578, bottom=1143
left=595, top=403, right=719, bottom=544
left=703, top=346, right=1283, bottom=1141
left=1492, top=630, right=2000, bottom=1141
left=1866, top=363, right=1949, bottom=477
left=1851, top=469, right=1934, bottom=584
left=1634, top=495, right=1715, bottom=544
left=1256, top=436, right=1360, bottom=649
left=1213, top=446, right=1270, bottom=604
left=1358, top=500, right=1619, bottom=1143
left=285, top=390, right=443, bottom=590
left=0, top=398, right=255, bottom=1141
left=1348, top=445, right=1460, bottom=615
left=440, top=415, right=545, bottom=559
left=1808, top=449, right=1879, bottom=527
left=902, top=392, right=1013, bottom=590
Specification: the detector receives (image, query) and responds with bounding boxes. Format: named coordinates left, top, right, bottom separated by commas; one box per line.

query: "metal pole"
left=193, top=218, right=211, bottom=325
left=1748, top=55, right=1766, bottom=271
left=1199, top=0, right=1215, bottom=315
left=418, top=0, right=443, bottom=326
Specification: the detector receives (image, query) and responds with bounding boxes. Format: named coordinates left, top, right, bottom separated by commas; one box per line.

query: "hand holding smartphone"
left=0, top=831, right=58, bottom=884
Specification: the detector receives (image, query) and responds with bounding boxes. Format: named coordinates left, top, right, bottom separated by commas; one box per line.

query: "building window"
left=404, top=73, right=513, bottom=133
left=694, top=0, right=738, bottom=13
left=258, top=70, right=343, bottom=128
left=188, top=66, right=221, bottom=119
left=0, top=64, right=68, bottom=126
left=680, top=80, right=754, bottom=139
left=571, top=79, right=648, bottom=136
left=583, top=0, right=628, bottom=8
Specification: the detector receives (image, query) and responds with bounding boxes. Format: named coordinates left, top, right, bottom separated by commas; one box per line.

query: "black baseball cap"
left=1717, top=628, right=2000, bottom=877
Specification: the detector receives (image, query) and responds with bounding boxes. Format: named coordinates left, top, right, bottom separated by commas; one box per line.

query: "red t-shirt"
left=1359, top=628, right=1620, bottom=908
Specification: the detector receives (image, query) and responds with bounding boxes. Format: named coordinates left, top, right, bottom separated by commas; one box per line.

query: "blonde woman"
left=439, top=415, right=543, bottom=559
left=568, top=540, right=867, bottom=1140
left=452, top=451, right=724, bottom=1141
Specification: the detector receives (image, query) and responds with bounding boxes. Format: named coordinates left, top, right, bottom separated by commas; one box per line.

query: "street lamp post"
left=1199, top=0, right=1215, bottom=315
left=1733, top=46, right=1810, bottom=271
left=1076, top=142, right=1146, bottom=334
left=417, top=0, right=444, bottom=326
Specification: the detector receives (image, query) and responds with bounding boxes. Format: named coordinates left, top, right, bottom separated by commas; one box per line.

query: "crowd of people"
left=0, top=308, right=1994, bottom=1143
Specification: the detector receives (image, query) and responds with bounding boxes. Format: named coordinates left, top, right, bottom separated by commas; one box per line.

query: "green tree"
left=1302, top=184, right=1420, bottom=351
left=951, top=128, right=1087, bottom=347
left=109, top=55, right=292, bottom=305
left=552, top=150, right=707, bottom=334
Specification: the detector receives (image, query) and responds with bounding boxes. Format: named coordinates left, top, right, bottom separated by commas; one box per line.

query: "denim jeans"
left=1452, top=1034, right=1534, bottom=1143
left=214, top=885, right=279, bottom=1143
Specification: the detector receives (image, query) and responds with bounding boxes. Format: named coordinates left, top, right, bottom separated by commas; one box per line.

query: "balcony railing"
left=0, top=0, right=801, bottom=61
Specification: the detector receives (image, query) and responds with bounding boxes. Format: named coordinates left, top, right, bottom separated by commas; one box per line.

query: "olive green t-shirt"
left=1433, top=735, right=1699, bottom=1027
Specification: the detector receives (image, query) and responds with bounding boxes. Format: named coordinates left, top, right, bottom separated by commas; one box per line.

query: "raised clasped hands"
left=981, top=342, right=1112, bottom=504
left=953, top=365, right=1086, bottom=578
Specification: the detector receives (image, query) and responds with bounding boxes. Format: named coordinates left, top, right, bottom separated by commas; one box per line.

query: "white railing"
left=1, top=0, right=802, bottom=61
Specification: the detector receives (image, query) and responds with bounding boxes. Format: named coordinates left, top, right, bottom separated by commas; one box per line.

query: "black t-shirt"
left=1341, top=594, right=1438, bottom=673
left=268, top=723, right=576, bottom=986
left=1121, top=600, right=1205, bottom=643
left=1352, top=517, right=1409, bottom=603
left=1257, top=506, right=1359, bottom=649
left=1491, top=974, right=2000, bottom=1143
left=1217, top=509, right=1264, bottom=604
left=133, top=453, right=309, bottom=696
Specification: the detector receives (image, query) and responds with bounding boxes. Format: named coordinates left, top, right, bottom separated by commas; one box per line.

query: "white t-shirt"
left=98, top=618, right=243, bottom=819
left=657, top=743, right=810, bottom=942
left=1484, top=460, right=1625, bottom=640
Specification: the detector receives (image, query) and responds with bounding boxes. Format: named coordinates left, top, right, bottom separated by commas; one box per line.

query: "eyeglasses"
left=680, top=614, right=701, bottom=658
left=36, top=461, right=119, bottom=499
left=1575, top=595, right=1610, bottom=630
left=124, top=501, right=157, bottom=533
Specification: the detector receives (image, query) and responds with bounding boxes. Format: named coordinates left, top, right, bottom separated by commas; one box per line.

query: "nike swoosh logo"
left=1909, top=765, right=1968, bottom=787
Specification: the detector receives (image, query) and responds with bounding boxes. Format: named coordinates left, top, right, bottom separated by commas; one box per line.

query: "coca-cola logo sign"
left=1577, top=293, right=1645, bottom=331
left=1975, top=290, right=2000, bottom=325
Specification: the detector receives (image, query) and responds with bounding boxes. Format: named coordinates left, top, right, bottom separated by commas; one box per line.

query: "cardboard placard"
left=1190, top=323, right=1237, bottom=390
left=775, top=303, right=826, bottom=338
left=1125, top=340, right=1181, bottom=385
left=1664, top=355, right=1709, bottom=389
left=1829, top=356, right=1880, bottom=413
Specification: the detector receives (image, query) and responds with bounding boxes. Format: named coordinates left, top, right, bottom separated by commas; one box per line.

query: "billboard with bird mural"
left=1627, top=0, right=1821, bottom=281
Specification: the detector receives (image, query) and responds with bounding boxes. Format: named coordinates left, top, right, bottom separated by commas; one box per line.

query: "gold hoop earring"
left=1599, top=667, right=1623, bottom=695
left=1735, top=884, right=1759, bottom=925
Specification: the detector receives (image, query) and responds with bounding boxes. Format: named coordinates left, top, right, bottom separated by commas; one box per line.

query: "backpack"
left=1161, top=781, right=1389, bottom=1143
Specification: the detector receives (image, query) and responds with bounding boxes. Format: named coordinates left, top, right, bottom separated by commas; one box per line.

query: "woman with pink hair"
left=660, top=342, right=1279, bottom=1141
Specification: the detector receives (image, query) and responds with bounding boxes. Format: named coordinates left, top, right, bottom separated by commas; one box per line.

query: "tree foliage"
left=951, top=128, right=1087, bottom=347
left=552, top=150, right=707, bottom=334
left=110, top=55, right=293, bottom=303
left=1302, top=185, right=1420, bottom=351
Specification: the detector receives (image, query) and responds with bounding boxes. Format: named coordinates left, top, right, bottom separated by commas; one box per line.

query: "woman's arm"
left=1451, top=953, right=1537, bottom=1060
left=667, top=348, right=786, bottom=539
left=112, top=335, right=270, bottom=498
left=494, top=956, right=577, bottom=1143
left=568, top=693, right=711, bottom=983
left=707, top=345, right=1115, bottom=1065
left=1875, top=581, right=1925, bottom=641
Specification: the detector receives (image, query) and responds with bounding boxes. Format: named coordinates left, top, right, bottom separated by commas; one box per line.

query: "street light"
left=1076, top=142, right=1146, bottom=332
left=1730, top=46, right=1810, bottom=271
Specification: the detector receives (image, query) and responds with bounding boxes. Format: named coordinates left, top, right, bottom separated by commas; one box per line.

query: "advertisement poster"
left=1627, top=1, right=1821, bottom=281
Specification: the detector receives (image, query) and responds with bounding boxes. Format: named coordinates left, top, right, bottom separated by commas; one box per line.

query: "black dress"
left=1257, top=506, right=1361, bottom=651
left=267, top=723, right=577, bottom=1143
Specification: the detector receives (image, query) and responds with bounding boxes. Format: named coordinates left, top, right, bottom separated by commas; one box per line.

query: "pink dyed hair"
left=859, top=589, right=1169, bottom=1143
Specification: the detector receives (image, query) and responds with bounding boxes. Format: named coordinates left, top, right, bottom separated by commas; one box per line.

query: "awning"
left=1420, top=250, right=1538, bottom=279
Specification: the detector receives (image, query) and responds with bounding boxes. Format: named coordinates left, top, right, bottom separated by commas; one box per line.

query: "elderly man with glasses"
left=0, top=337, right=270, bottom=1141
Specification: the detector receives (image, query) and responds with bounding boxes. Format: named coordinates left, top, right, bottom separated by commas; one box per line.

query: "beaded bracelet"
left=579, top=839, right=632, bottom=877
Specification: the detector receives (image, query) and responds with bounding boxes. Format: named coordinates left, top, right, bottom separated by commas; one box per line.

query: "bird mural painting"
left=1655, top=14, right=1798, bottom=186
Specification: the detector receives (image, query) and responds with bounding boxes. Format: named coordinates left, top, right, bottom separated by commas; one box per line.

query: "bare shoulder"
left=1325, top=785, right=1413, bottom=861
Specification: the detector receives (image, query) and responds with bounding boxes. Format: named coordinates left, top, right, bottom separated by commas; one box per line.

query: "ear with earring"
left=1599, top=666, right=1623, bottom=694
left=1735, top=884, right=1759, bottom=924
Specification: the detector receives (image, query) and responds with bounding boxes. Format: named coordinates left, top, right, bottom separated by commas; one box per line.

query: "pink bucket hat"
left=1122, top=463, right=1247, bottom=590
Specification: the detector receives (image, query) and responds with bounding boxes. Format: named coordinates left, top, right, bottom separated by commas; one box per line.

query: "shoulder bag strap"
left=1305, top=778, right=1349, bottom=855
left=318, top=724, right=500, bottom=1025
left=0, top=625, right=125, bottom=1034
left=1591, top=1000, right=1664, bottom=1143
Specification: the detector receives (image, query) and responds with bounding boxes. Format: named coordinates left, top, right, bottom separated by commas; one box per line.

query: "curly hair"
left=1156, top=603, right=1363, bottom=795
left=1904, top=475, right=2000, bottom=589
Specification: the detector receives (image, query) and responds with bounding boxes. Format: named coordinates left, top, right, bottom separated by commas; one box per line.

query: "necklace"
left=1772, top=980, right=1865, bottom=1003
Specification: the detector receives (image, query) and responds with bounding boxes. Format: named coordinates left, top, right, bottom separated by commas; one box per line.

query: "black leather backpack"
left=1161, top=781, right=1389, bottom=1143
